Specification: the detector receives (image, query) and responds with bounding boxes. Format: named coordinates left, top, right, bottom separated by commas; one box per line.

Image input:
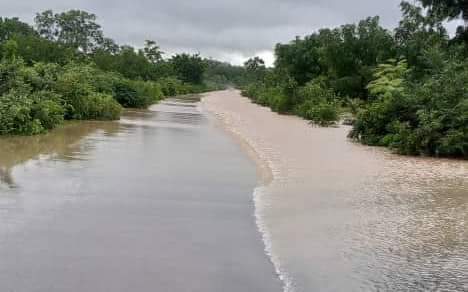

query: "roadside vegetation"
left=0, top=10, right=243, bottom=135
left=240, top=1, right=468, bottom=158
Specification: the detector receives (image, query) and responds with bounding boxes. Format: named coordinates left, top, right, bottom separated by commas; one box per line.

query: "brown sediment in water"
left=202, top=90, right=468, bottom=292
left=0, top=97, right=283, bottom=292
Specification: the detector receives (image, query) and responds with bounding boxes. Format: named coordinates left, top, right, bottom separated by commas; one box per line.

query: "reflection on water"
left=0, top=94, right=282, bottom=292
left=204, top=90, right=468, bottom=292
left=0, top=96, right=203, bottom=189
left=0, top=122, right=121, bottom=188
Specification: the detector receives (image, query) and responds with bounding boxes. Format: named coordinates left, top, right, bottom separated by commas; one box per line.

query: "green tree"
left=244, top=56, right=265, bottom=71
left=367, top=59, right=409, bottom=98
left=0, top=17, right=37, bottom=42
left=244, top=56, right=266, bottom=82
left=418, top=0, right=468, bottom=44
left=143, top=40, right=164, bottom=64
left=2, top=39, right=18, bottom=59
left=419, top=0, right=468, bottom=25
left=35, top=10, right=104, bottom=53
left=395, top=2, right=449, bottom=78
left=170, top=53, right=206, bottom=84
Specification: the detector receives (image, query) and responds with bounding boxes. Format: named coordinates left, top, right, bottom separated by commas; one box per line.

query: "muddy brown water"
left=0, top=96, right=282, bottom=292
left=203, top=90, right=468, bottom=292
left=1, top=90, right=467, bottom=292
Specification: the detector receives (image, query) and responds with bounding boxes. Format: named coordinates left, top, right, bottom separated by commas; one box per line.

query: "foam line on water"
left=201, top=96, right=295, bottom=292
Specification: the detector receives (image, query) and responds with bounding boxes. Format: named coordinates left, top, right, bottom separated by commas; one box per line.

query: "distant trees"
left=274, top=16, right=395, bottom=98
left=244, top=56, right=265, bottom=72
left=0, top=17, right=37, bottom=42
left=170, top=53, right=206, bottom=84
left=0, top=9, right=244, bottom=136
left=243, top=56, right=266, bottom=82
left=143, top=40, right=164, bottom=64
left=35, top=10, right=104, bottom=54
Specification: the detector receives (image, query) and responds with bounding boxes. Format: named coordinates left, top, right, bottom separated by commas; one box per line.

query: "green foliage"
left=367, top=59, right=409, bottom=98
left=0, top=9, right=232, bottom=136
left=2, top=39, right=18, bottom=59
left=12, top=34, right=77, bottom=64
left=158, top=77, right=185, bottom=96
left=131, top=80, right=163, bottom=103
left=240, top=1, right=467, bottom=158
left=242, top=79, right=340, bottom=126
left=418, top=0, right=468, bottom=23
left=32, top=96, right=65, bottom=130
left=0, top=90, right=45, bottom=135
left=294, top=81, right=340, bottom=126
left=112, top=79, right=160, bottom=108
left=111, top=79, right=140, bottom=108
left=274, top=16, right=396, bottom=98
left=395, top=2, right=449, bottom=79
left=0, top=86, right=64, bottom=135
left=296, top=101, right=339, bottom=126
left=54, top=64, right=99, bottom=119
left=143, top=40, right=164, bottom=64
left=170, top=53, right=206, bottom=84
left=35, top=10, right=104, bottom=54
left=351, top=60, right=468, bottom=158
left=0, top=17, right=37, bottom=42
left=83, top=92, right=121, bottom=120
left=204, top=59, right=247, bottom=88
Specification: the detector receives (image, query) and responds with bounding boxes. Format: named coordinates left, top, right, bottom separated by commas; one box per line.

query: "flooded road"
left=204, top=90, right=468, bottom=292
left=0, top=96, right=282, bottom=292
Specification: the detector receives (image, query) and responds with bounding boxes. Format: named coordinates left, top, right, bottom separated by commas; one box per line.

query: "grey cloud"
left=0, top=0, right=403, bottom=64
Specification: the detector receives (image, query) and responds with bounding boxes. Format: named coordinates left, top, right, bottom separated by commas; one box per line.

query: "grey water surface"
left=0, top=96, right=282, bottom=292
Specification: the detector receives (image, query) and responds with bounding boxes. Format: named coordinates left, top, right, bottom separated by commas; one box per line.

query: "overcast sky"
left=2, top=0, right=408, bottom=65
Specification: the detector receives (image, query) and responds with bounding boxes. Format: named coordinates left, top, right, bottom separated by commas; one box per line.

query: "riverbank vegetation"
left=0, top=10, right=243, bottom=135
left=241, top=1, right=468, bottom=158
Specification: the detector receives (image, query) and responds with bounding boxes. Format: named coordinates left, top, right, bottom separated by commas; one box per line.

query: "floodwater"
left=203, top=90, right=468, bottom=292
left=0, top=96, right=282, bottom=292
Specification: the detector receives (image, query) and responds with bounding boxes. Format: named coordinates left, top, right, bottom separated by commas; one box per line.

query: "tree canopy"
left=241, top=1, right=468, bottom=158
left=0, top=10, right=245, bottom=136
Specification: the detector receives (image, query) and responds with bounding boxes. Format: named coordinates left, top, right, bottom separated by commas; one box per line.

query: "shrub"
left=31, top=91, right=64, bottom=130
left=130, top=80, right=163, bottom=105
left=159, top=77, right=183, bottom=96
left=260, top=87, right=290, bottom=113
left=296, top=80, right=337, bottom=104
left=0, top=89, right=64, bottom=135
left=351, top=59, right=468, bottom=158
left=241, top=82, right=262, bottom=99
left=55, top=64, right=122, bottom=120
left=112, top=79, right=139, bottom=107
left=295, top=100, right=339, bottom=126
left=0, top=90, right=42, bottom=135
left=86, top=93, right=122, bottom=120
left=294, top=81, right=340, bottom=126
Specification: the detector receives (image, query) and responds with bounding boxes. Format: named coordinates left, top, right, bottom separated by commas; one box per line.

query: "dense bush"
left=157, top=77, right=199, bottom=97
left=239, top=1, right=467, bottom=158
left=111, top=79, right=140, bottom=108
left=0, top=11, right=235, bottom=136
left=84, top=93, right=122, bottom=120
left=0, top=89, right=64, bottom=135
left=242, top=79, right=341, bottom=126
left=54, top=64, right=120, bottom=120
left=293, top=82, right=340, bottom=126
left=131, top=80, right=163, bottom=104
left=351, top=60, right=468, bottom=158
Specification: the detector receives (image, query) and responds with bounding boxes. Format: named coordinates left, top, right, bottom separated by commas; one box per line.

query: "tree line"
left=0, top=10, right=244, bottom=135
left=241, top=1, right=468, bottom=158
